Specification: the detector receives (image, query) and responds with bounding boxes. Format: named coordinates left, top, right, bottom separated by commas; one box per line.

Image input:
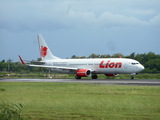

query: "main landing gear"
left=75, top=75, right=81, bottom=79
left=75, top=74, right=98, bottom=79
left=92, top=74, right=98, bottom=79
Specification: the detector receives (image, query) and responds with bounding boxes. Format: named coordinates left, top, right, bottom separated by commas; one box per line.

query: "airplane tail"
left=37, top=34, right=60, bottom=61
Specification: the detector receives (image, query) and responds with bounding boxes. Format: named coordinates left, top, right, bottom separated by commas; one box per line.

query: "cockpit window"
left=132, top=63, right=139, bottom=65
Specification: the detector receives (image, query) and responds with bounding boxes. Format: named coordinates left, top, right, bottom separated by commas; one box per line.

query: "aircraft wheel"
left=75, top=75, right=81, bottom=79
left=130, top=76, right=134, bottom=80
left=92, top=74, right=98, bottom=79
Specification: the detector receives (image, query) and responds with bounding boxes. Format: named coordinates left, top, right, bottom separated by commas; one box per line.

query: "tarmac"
left=1, top=78, right=160, bottom=86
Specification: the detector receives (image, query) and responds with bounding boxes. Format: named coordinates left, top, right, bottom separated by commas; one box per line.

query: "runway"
left=0, top=78, right=160, bottom=86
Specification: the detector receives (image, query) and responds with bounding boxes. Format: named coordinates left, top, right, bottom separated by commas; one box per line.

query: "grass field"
left=0, top=82, right=160, bottom=120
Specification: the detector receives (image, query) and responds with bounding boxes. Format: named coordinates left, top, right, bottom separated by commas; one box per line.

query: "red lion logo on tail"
left=40, top=46, right=48, bottom=58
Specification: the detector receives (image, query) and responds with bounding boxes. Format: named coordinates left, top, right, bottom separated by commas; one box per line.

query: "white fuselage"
left=44, top=58, right=144, bottom=74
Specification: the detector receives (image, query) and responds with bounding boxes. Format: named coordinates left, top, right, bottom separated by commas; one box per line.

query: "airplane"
left=18, top=34, right=144, bottom=79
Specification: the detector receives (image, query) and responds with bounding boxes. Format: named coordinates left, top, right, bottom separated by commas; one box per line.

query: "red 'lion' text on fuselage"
left=99, top=61, right=122, bottom=68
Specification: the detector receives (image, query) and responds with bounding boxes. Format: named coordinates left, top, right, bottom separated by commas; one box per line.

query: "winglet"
left=18, top=55, right=26, bottom=65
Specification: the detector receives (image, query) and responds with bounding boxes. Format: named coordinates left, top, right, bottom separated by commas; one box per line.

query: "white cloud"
left=0, top=0, right=160, bottom=32
left=0, top=0, right=160, bottom=61
left=97, top=12, right=148, bottom=28
left=149, top=14, right=160, bottom=27
left=129, top=9, right=156, bottom=16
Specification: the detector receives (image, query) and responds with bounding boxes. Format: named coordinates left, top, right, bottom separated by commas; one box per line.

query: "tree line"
left=0, top=52, right=160, bottom=73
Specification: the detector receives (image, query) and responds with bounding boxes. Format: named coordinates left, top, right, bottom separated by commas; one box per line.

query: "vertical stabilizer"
left=37, top=34, right=60, bottom=61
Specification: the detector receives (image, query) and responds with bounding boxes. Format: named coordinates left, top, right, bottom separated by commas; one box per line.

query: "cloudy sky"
left=0, top=0, right=160, bottom=62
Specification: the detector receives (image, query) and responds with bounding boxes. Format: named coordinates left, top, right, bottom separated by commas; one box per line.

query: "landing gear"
left=75, top=74, right=98, bottom=79
left=75, top=75, right=81, bottom=79
left=92, top=74, right=98, bottom=79
left=130, top=76, right=134, bottom=80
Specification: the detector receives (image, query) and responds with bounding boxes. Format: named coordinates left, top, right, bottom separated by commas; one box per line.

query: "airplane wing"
left=26, top=64, right=78, bottom=70
left=18, top=55, right=78, bottom=70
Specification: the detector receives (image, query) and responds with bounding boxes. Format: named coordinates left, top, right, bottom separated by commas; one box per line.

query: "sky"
left=0, top=0, right=160, bottom=62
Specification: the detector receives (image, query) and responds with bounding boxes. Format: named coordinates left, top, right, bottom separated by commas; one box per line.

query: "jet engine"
left=105, top=74, right=119, bottom=77
left=76, top=69, right=91, bottom=77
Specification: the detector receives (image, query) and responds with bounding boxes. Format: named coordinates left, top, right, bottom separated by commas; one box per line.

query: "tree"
left=146, top=59, right=160, bottom=72
left=89, top=53, right=100, bottom=58
left=80, top=56, right=86, bottom=58
left=71, top=55, right=80, bottom=59
left=151, top=68, right=158, bottom=73
left=7, top=59, right=13, bottom=63
left=112, top=53, right=124, bottom=58
left=100, top=54, right=111, bottom=58
left=130, top=52, right=135, bottom=59
left=0, top=62, right=8, bottom=71
left=1, top=60, right=5, bottom=63
left=37, top=58, right=42, bottom=61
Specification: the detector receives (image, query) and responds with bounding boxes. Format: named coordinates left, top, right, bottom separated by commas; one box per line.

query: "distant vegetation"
left=0, top=52, right=160, bottom=74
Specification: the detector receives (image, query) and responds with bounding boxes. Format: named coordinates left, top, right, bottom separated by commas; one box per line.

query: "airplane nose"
left=138, top=64, right=145, bottom=72
left=141, top=65, right=144, bottom=71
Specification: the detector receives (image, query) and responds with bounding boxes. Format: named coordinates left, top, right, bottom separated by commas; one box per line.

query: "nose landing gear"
left=130, top=76, right=134, bottom=79
left=130, top=73, right=138, bottom=79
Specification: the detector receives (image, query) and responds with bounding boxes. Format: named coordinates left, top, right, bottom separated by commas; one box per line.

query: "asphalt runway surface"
left=0, top=78, right=160, bottom=86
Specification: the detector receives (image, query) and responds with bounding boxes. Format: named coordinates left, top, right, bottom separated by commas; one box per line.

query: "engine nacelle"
left=105, top=74, right=119, bottom=77
left=76, top=69, right=91, bottom=77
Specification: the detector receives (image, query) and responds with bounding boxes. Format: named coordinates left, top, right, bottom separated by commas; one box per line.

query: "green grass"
left=0, top=102, right=23, bottom=120
left=0, top=82, right=160, bottom=120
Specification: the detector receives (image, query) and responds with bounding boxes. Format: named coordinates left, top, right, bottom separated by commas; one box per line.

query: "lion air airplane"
left=19, top=34, right=144, bottom=79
